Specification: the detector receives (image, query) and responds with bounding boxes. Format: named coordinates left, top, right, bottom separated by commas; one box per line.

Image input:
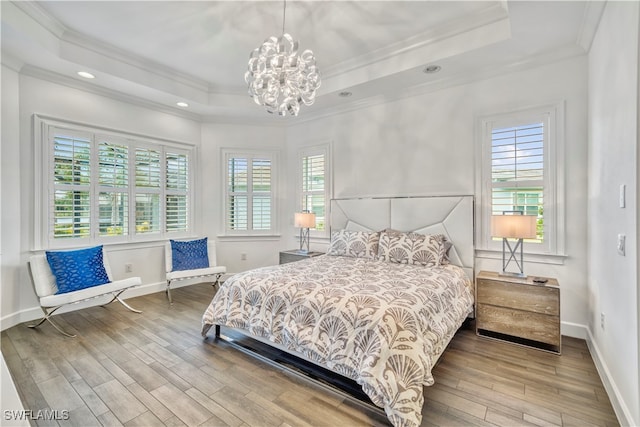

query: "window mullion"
left=90, top=134, right=98, bottom=240
left=247, top=157, right=254, bottom=231
left=127, top=141, right=136, bottom=240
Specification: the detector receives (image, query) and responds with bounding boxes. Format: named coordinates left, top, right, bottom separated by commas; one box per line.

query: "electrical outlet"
left=125, top=263, right=133, bottom=273
left=240, top=253, right=247, bottom=261
left=600, top=312, right=605, bottom=329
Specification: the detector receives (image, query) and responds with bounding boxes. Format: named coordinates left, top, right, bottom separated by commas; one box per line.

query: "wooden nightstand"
left=279, top=250, right=323, bottom=265
left=476, top=270, right=561, bottom=354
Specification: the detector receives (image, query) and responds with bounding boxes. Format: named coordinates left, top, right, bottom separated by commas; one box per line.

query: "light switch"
left=618, top=234, right=626, bottom=256
left=620, top=184, right=626, bottom=208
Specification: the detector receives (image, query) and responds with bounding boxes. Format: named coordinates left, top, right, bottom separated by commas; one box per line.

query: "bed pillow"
left=171, top=237, right=210, bottom=271
left=377, top=231, right=447, bottom=267
left=46, top=246, right=111, bottom=294
left=327, top=230, right=380, bottom=259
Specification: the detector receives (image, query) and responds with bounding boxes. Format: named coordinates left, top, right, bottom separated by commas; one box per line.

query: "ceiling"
left=1, top=1, right=601, bottom=123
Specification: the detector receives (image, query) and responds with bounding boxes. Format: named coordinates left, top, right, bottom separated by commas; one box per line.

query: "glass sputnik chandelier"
left=244, top=0, right=321, bottom=116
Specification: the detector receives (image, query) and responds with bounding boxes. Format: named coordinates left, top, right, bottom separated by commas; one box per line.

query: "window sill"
left=31, top=235, right=200, bottom=253
left=475, top=249, right=567, bottom=265
left=217, top=234, right=282, bottom=242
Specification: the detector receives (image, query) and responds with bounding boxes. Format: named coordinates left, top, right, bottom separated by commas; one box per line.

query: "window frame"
left=221, top=149, right=278, bottom=237
left=475, top=102, right=565, bottom=259
left=297, top=144, right=331, bottom=238
left=34, top=115, right=196, bottom=250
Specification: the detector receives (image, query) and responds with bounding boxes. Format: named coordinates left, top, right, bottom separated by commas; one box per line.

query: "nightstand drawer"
left=477, top=304, right=560, bottom=346
left=477, top=279, right=559, bottom=316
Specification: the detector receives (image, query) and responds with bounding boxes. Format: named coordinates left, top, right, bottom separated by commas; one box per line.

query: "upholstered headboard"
left=330, top=195, right=474, bottom=279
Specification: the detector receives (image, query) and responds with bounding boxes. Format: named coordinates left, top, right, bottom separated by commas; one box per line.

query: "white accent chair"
left=165, top=240, right=226, bottom=304
left=28, top=251, right=142, bottom=338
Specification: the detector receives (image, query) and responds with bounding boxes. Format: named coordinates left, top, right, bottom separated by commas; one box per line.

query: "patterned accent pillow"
left=377, top=231, right=447, bottom=267
left=327, top=230, right=380, bottom=259
left=46, top=246, right=111, bottom=294
left=171, top=238, right=210, bottom=271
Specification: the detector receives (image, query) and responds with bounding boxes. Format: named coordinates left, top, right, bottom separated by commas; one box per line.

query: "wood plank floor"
left=2, top=283, right=619, bottom=427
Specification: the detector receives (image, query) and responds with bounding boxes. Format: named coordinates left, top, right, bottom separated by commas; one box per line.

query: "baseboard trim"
left=585, top=328, right=635, bottom=427
left=560, top=321, right=588, bottom=339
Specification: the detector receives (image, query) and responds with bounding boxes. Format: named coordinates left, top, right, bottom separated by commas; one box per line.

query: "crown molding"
left=60, top=30, right=211, bottom=94
left=1, top=52, right=24, bottom=73
left=576, top=1, right=606, bottom=53
left=322, top=2, right=509, bottom=79
left=11, top=0, right=215, bottom=98
left=288, top=44, right=586, bottom=126
left=11, top=0, right=66, bottom=39
left=20, top=65, right=204, bottom=122
left=16, top=42, right=585, bottom=129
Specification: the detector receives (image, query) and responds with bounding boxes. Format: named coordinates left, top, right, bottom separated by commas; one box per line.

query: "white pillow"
left=327, top=230, right=380, bottom=259
left=377, top=231, right=447, bottom=267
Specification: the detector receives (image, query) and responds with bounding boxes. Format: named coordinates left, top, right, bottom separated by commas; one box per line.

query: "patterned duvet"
left=201, top=255, right=473, bottom=427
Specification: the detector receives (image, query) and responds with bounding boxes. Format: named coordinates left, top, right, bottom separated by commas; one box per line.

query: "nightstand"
left=476, top=271, right=561, bottom=354
left=279, top=250, right=324, bottom=265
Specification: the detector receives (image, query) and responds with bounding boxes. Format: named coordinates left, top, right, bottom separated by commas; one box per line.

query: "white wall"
left=587, top=2, right=640, bottom=425
left=286, top=56, right=589, bottom=334
left=1, top=65, right=21, bottom=329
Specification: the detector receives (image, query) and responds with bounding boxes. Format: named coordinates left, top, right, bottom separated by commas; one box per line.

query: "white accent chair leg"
left=166, top=280, right=173, bottom=304
left=28, top=306, right=77, bottom=338
left=101, top=290, right=142, bottom=313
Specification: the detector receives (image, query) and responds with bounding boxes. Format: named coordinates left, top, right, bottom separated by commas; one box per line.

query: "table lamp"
left=491, top=212, right=537, bottom=278
left=294, top=212, right=316, bottom=253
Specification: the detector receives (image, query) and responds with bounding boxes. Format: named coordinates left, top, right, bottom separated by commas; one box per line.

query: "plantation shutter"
left=491, top=122, right=544, bottom=241
left=41, top=117, right=195, bottom=248
left=166, top=151, right=189, bottom=232
left=227, top=157, right=249, bottom=231
left=135, top=147, right=161, bottom=234
left=225, top=153, right=274, bottom=233
left=97, top=139, right=129, bottom=237
left=252, top=159, right=272, bottom=230
left=51, top=130, right=92, bottom=239
left=301, top=153, right=325, bottom=231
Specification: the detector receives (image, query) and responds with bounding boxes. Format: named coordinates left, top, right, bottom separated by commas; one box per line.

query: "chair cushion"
left=38, top=277, right=141, bottom=307
left=166, top=265, right=226, bottom=281
left=46, top=246, right=110, bottom=294
left=170, top=238, right=210, bottom=271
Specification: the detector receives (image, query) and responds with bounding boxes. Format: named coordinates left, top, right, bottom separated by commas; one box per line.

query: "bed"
left=202, top=196, right=475, bottom=427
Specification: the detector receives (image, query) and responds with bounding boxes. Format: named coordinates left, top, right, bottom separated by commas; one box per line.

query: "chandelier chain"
left=244, top=0, right=321, bottom=116
left=282, top=0, right=286, bottom=35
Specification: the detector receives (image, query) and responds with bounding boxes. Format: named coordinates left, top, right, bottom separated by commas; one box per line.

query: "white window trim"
left=33, top=115, right=196, bottom=250
left=297, top=143, right=331, bottom=239
left=220, top=148, right=279, bottom=237
left=475, top=102, right=566, bottom=260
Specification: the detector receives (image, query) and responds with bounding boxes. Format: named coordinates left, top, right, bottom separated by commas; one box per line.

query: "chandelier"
left=244, top=0, right=321, bottom=116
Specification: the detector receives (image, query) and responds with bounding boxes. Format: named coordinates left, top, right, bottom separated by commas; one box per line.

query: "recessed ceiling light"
left=338, top=91, right=352, bottom=98
left=422, top=65, right=441, bottom=74
left=77, top=71, right=95, bottom=79
left=176, top=102, right=189, bottom=108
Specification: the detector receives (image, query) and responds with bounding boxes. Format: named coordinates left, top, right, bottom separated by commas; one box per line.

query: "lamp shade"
left=491, top=215, right=537, bottom=239
left=294, top=212, right=316, bottom=229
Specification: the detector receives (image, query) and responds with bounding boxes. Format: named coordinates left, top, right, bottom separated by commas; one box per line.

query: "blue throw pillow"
left=46, top=246, right=111, bottom=294
left=171, top=238, right=210, bottom=271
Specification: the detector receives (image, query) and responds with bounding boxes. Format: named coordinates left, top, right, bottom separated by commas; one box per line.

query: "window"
left=223, top=150, right=276, bottom=234
left=36, top=116, right=194, bottom=249
left=299, top=145, right=329, bottom=233
left=477, top=104, right=565, bottom=256
left=491, top=123, right=544, bottom=242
